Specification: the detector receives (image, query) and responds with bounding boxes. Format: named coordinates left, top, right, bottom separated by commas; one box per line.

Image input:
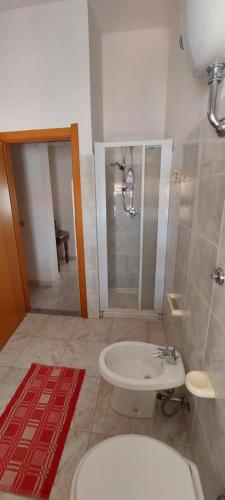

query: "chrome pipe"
left=208, top=77, right=220, bottom=129
left=207, top=63, right=225, bottom=136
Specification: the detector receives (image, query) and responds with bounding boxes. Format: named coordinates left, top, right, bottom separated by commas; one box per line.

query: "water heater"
left=182, top=0, right=225, bottom=135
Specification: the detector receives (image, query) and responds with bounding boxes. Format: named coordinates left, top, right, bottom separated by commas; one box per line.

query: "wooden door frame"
left=0, top=124, right=88, bottom=318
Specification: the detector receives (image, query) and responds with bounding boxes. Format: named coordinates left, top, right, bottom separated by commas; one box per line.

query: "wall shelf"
left=166, top=293, right=189, bottom=317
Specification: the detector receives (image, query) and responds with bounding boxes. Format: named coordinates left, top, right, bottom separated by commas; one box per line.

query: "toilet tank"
left=182, top=0, right=225, bottom=78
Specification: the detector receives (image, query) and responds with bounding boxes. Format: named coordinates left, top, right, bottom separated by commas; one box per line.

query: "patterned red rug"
left=0, top=363, right=85, bottom=499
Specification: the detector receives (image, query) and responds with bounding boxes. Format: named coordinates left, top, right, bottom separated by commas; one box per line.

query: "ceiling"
left=0, top=0, right=61, bottom=12
left=0, top=0, right=175, bottom=29
left=88, top=0, right=176, bottom=33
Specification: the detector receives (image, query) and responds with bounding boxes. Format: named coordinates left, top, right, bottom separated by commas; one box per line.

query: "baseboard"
left=109, top=287, right=138, bottom=295
left=102, top=309, right=160, bottom=320
left=29, top=277, right=59, bottom=287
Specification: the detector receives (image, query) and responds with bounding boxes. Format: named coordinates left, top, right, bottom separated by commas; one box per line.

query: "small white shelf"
left=166, top=293, right=189, bottom=317
left=185, top=371, right=215, bottom=399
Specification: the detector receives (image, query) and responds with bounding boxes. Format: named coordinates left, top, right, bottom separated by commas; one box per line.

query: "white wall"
left=0, top=0, right=92, bottom=155
left=88, top=3, right=103, bottom=144
left=49, top=143, right=76, bottom=258
left=0, top=0, right=101, bottom=317
left=164, top=2, right=225, bottom=497
left=164, top=3, right=207, bottom=296
left=102, top=28, right=169, bottom=141
left=11, top=143, right=59, bottom=285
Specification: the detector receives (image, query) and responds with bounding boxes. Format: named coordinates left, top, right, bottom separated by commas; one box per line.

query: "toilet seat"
left=70, top=435, right=204, bottom=500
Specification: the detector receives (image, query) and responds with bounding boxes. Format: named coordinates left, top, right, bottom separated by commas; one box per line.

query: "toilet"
left=70, top=435, right=204, bottom=500
left=99, top=341, right=185, bottom=418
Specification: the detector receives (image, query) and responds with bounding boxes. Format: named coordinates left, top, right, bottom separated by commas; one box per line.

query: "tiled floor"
left=29, top=260, right=80, bottom=314
left=108, top=288, right=138, bottom=308
left=0, top=314, right=193, bottom=500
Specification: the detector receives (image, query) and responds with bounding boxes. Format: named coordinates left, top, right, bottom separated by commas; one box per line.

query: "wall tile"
left=179, top=180, right=196, bottom=229
left=176, top=224, right=191, bottom=271
left=189, top=234, right=218, bottom=306
left=164, top=182, right=181, bottom=294
left=204, top=313, right=225, bottom=399
left=218, top=205, right=225, bottom=251
left=197, top=397, right=225, bottom=488
left=191, top=411, right=224, bottom=500
left=178, top=320, right=195, bottom=372
left=200, top=142, right=225, bottom=177
left=196, top=174, right=225, bottom=244
left=184, top=281, right=210, bottom=369
left=173, top=260, right=188, bottom=306
left=183, top=143, right=198, bottom=181
left=80, top=155, right=99, bottom=318
left=211, top=248, right=225, bottom=328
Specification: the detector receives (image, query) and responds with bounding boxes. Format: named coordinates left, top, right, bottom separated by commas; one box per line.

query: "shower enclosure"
left=95, top=140, right=172, bottom=316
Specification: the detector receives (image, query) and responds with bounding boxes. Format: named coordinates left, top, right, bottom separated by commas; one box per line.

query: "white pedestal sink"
left=99, top=341, right=185, bottom=418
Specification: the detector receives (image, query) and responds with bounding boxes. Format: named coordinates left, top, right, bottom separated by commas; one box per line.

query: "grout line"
left=195, top=407, right=219, bottom=476
left=88, top=377, right=102, bottom=444
left=201, top=191, right=225, bottom=367
left=179, top=222, right=219, bottom=250
left=175, top=258, right=215, bottom=313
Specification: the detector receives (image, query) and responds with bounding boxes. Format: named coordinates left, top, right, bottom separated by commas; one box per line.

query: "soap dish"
left=166, top=293, right=189, bottom=317
left=185, top=371, right=215, bottom=398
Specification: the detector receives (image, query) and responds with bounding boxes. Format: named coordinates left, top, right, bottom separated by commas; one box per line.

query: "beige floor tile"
left=153, top=411, right=191, bottom=447
left=0, top=367, right=27, bottom=415
left=92, top=379, right=155, bottom=437
left=13, top=338, right=67, bottom=369
left=92, top=379, right=190, bottom=447
left=0, top=493, right=31, bottom=499
left=61, top=340, right=107, bottom=377
left=71, top=318, right=112, bottom=343
left=30, top=260, right=80, bottom=313
left=50, top=430, right=89, bottom=500
left=109, top=289, right=138, bottom=309
left=34, top=315, right=79, bottom=340
left=13, top=313, right=48, bottom=339
left=0, top=335, right=33, bottom=367
left=172, top=444, right=194, bottom=461
left=88, top=432, right=111, bottom=450
left=0, top=313, right=193, bottom=500
left=0, top=366, right=9, bottom=381
left=110, top=319, right=148, bottom=343
left=71, top=376, right=100, bottom=432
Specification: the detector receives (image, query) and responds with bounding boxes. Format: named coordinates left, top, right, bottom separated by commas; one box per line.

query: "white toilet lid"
left=71, top=435, right=199, bottom=500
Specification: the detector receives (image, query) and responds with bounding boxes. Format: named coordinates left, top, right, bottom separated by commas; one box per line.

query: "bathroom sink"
left=99, top=341, right=185, bottom=391
left=99, top=341, right=185, bottom=418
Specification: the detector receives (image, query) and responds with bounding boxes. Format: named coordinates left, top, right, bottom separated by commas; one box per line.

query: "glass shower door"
left=139, top=146, right=161, bottom=310
left=95, top=140, right=172, bottom=314
left=105, top=146, right=142, bottom=309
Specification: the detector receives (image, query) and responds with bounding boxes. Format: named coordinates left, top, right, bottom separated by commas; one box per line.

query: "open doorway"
left=1, top=125, right=87, bottom=326
left=10, top=141, right=80, bottom=315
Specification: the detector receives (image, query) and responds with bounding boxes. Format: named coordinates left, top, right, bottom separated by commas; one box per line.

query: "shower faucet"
left=110, top=147, right=138, bottom=218
left=110, top=161, right=125, bottom=171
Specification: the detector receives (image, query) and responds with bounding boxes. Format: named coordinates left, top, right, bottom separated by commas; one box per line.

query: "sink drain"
left=144, top=375, right=152, bottom=379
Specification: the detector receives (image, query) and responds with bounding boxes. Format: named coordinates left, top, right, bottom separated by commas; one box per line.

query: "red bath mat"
left=0, top=363, right=85, bottom=499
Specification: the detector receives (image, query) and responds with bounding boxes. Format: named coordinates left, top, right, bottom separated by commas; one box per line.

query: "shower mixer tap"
left=110, top=161, right=125, bottom=171
left=110, top=147, right=138, bottom=217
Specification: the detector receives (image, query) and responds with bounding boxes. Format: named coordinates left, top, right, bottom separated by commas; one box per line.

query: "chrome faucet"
left=153, top=346, right=179, bottom=366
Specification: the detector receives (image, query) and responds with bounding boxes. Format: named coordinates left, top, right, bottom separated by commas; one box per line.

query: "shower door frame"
left=95, top=139, right=173, bottom=314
